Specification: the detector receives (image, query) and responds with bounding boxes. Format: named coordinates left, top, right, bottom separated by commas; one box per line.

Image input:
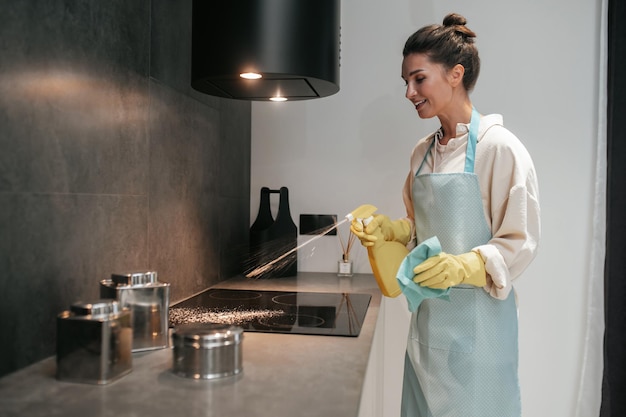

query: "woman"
left=351, top=13, right=540, bottom=416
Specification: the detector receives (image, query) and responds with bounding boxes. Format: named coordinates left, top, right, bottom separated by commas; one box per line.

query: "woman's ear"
left=448, top=64, right=465, bottom=87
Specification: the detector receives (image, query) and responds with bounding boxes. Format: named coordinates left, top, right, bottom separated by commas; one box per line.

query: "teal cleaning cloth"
left=396, top=236, right=450, bottom=312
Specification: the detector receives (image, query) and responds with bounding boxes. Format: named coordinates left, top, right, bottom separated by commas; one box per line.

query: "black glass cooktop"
left=169, top=288, right=371, bottom=337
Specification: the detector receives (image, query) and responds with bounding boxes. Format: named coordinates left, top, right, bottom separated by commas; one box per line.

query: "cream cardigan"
left=402, top=114, right=541, bottom=300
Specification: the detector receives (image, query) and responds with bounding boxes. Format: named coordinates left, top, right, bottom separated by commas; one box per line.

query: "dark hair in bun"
left=403, top=13, right=480, bottom=92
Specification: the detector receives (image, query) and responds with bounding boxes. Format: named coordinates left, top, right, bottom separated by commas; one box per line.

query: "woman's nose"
left=405, top=84, right=415, bottom=99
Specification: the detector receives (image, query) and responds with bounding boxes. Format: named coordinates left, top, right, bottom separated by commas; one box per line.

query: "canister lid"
left=172, top=323, right=243, bottom=348
left=70, top=300, right=121, bottom=317
left=111, top=271, right=158, bottom=286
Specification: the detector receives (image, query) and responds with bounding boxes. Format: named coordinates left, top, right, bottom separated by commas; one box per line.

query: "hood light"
left=240, top=72, right=262, bottom=80
left=269, top=96, right=287, bottom=102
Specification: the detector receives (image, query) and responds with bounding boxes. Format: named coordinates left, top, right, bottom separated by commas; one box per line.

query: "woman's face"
left=401, top=53, right=456, bottom=119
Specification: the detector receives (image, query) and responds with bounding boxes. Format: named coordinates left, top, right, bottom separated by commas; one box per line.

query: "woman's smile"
left=414, top=99, right=427, bottom=110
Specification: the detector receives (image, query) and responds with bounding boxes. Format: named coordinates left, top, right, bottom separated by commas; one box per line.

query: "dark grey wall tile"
left=148, top=80, right=221, bottom=301
left=220, top=98, right=252, bottom=198
left=218, top=98, right=251, bottom=279
left=219, top=196, right=251, bottom=279
left=1, top=0, right=150, bottom=74
left=0, top=0, right=251, bottom=377
left=149, top=0, right=192, bottom=93
left=0, top=0, right=151, bottom=195
left=150, top=0, right=221, bottom=109
left=0, top=71, right=150, bottom=194
left=0, top=193, right=147, bottom=375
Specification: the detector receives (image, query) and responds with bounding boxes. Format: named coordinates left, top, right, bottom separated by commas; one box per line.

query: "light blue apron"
left=401, top=108, right=521, bottom=417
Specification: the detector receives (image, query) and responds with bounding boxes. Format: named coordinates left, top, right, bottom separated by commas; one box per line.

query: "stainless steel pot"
left=171, top=323, right=243, bottom=380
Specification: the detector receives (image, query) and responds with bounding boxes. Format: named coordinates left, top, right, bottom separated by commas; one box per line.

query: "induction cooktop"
left=169, top=288, right=371, bottom=337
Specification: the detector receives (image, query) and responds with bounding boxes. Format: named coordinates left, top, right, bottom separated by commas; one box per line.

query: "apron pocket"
left=413, top=287, right=477, bottom=353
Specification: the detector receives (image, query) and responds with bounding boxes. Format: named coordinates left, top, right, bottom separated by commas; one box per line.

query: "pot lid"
left=173, top=323, right=244, bottom=348
left=111, top=271, right=158, bottom=286
left=70, top=300, right=121, bottom=317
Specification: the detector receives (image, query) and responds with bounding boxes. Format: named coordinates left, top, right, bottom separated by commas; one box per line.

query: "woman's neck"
left=437, top=101, right=473, bottom=145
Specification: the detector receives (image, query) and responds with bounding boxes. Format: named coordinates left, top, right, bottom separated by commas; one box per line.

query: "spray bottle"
left=347, top=205, right=407, bottom=298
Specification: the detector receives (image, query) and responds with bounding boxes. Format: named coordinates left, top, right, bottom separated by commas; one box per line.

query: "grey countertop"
left=0, top=272, right=381, bottom=417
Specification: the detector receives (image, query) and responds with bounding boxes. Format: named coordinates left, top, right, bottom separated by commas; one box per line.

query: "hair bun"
left=442, top=13, right=467, bottom=27
left=442, top=13, right=475, bottom=39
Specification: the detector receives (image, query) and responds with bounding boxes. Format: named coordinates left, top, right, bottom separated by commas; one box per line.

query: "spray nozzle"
left=345, top=204, right=377, bottom=225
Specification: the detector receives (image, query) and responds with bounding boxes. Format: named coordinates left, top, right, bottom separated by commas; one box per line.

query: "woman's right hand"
left=375, top=215, right=412, bottom=245
left=350, top=214, right=412, bottom=247
left=350, top=217, right=379, bottom=247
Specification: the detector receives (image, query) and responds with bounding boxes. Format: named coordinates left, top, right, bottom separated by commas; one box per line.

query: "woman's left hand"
left=413, top=251, right=487, bottom=289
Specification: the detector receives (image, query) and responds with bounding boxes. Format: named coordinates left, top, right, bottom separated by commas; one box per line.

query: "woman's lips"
left=414, top=99, right=426, bottom=110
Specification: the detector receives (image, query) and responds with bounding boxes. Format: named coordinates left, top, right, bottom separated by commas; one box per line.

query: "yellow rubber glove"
left=412, top=251, right=487, bottom=289
left=351, top=220, right=406, bottom=297
left=350, top=215, right=411, bottom=247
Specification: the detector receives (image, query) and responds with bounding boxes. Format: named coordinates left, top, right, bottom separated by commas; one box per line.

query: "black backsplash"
left=0, top=0, right=251, bottom=377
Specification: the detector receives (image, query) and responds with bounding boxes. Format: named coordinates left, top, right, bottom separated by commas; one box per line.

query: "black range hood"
left=191, top=0, right=341, bottom=101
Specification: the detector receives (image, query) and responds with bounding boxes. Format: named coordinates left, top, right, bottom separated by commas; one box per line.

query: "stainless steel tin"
left=56, top=300, right=132, bottom=385
left=100, top=271, right=170, bottom=352
left=172, top=323, right=243, bottom=380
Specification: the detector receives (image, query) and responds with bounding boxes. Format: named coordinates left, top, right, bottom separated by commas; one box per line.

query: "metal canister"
left=172, top=323, right=243, bottom=380
left=100, top=271, right=170, bottom=352
left=56, top=300, right=132, bottom=385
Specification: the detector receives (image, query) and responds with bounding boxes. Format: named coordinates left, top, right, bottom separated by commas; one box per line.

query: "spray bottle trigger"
left=362, top=216, right=374, bottom=226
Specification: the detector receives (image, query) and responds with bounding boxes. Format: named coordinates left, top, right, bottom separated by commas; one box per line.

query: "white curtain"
left=574, top=0, right=607, bottom=415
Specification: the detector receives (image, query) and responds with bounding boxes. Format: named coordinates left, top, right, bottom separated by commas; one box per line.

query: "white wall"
left=251, top=1, right=602, bottom=416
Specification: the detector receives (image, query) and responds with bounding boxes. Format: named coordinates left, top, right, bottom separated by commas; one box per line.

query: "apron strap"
left=415, top=140, right=435, bottom=175
left=464, top=107, right=480, bottom=173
